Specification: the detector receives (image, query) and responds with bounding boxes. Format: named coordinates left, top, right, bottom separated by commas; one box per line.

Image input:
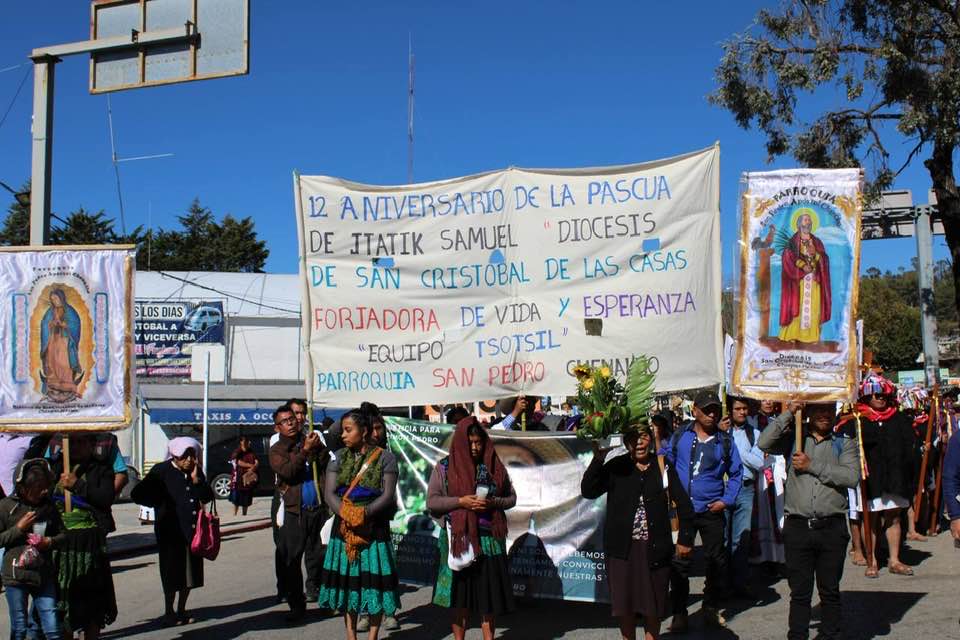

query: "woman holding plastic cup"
left=427, top=417, right=516, bottom=640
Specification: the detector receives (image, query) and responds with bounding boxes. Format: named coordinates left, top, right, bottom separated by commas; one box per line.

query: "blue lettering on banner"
left=318, top=370, right=416, bottom=392
left=473, top=330, right=561, bottom=358
left=627, top=250, right=688, bottom=273
left=586, top=176, right=672, bottom=205
left=420, top=262, right=530, bottom=289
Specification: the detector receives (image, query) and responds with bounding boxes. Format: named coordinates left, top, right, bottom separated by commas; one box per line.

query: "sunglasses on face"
left=176, top=450, right=197, bottom=460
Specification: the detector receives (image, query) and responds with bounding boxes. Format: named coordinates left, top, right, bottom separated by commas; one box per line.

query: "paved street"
left=1, top=498, right=957, bottom=639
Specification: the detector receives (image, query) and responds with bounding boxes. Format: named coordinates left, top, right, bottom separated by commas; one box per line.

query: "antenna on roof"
left=106, top=95, right=174, bottom=235
left=407, top=33, right=415, bottom=185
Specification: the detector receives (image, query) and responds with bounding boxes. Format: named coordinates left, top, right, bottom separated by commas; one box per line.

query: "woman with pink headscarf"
left=131, top=437, right=214, bottom=627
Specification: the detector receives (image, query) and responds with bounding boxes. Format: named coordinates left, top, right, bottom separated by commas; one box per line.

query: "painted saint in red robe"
left=778, top=212, right=831, bottom=344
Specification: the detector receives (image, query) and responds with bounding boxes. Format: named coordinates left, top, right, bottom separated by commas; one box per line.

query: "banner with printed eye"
left=731, top=169, right=863, bottom=401
left=385, top=417, right=612, bottom=602
left=0, top=247, right=136, bottom=431
left=296, top=145, right=722, bottom=406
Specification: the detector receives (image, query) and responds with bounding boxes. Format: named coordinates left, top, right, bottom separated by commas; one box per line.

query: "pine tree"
left=0, top=180, right=30, bottom=246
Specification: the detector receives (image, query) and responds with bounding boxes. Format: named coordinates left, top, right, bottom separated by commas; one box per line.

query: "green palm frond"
left=625, top=355, right=657, bottom=425
left=772, top=228, right=793, bottom=254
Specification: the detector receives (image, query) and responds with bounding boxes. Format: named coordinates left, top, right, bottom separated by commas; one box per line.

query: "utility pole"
left=29, top=56, right=56, bottom=245
left=915, top=205, right=939, bottom=387
left=26, top=0, right=248, bottom=246
left=861, top=190, right=942, bottom=387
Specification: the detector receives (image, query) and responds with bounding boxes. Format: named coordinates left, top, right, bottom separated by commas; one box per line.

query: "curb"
left=108, top=518, right=272, bottom=559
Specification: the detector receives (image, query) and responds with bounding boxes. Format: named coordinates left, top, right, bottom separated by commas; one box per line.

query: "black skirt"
left=158, top=536, right=203, bottom=593
left=450, top=552, right=516, bottom=616
left=606, top=539, right=670, bottom=618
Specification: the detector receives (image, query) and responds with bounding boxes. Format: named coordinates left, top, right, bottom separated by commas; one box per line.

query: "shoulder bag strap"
left=343, top=447, right=383, bottom=501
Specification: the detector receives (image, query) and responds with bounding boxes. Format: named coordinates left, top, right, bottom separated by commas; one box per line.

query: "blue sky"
left=0, top=1, right=942, bottom=276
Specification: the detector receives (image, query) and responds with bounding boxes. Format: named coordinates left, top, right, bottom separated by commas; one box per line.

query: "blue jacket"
left=943, top=430, right=960, bottom=521
left=659, top=423, right=743, bottom=514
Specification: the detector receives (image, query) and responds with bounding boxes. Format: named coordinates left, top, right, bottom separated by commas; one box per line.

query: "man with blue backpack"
left=758, top=402, right=859, bottom=640
left=662, top=390, right=743, bottom=632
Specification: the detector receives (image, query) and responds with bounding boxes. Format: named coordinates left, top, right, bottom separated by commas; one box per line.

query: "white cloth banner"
left=296, top=145, right=722, bottom=406
left=0, top=247, right=135, bottom=430
left=731, top=169, right=862, bottom=401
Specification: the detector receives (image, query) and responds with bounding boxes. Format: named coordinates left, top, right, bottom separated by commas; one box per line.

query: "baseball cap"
left=693, top=390, right=722, bottom=410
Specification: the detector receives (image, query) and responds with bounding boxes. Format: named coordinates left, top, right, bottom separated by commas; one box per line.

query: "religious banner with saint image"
left=730, top=169, right=862, bottom=401
left=0, top=246, right=136, bottom=430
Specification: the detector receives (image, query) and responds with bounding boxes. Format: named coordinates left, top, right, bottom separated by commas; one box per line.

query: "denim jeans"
left=5, top=582, right=61, bottom=640
left=726, top=480, right=755, bottom=587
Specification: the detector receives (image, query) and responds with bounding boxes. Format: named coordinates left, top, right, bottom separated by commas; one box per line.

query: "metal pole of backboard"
left=916, top=206, right=940, bottom=388
left=29, top=56, right=57, bottom=245
left=202, top=350, right=211, bottom=474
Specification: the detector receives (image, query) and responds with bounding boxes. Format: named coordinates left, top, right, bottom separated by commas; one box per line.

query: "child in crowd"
left=0, top=458, right=66, bottom=640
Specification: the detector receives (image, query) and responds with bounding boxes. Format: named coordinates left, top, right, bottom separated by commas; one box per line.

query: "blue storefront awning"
left=149, top=407, right=348, bottom=426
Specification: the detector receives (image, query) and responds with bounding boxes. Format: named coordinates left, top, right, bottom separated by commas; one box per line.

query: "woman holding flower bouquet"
left=582, top=424, right=695, bottom=640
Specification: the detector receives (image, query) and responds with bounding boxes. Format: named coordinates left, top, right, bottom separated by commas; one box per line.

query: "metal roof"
left=135, top=271, right=301, bottom=319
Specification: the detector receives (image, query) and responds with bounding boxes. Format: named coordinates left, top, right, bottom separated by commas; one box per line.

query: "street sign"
left=89, top=0, right=249, bottom=94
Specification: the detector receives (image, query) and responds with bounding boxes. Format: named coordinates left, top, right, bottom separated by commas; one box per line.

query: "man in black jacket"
left=269, top=404, right=322, bottom=623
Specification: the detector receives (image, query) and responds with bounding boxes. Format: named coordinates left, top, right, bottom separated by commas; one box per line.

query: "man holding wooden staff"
left=758, top=401, right=859, bottom=640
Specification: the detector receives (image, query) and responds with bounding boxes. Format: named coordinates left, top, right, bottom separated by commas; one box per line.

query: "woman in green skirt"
left=49, top=434, right=118, bottom=639
left=428, top=417, right=516, bottom=640
left=319, top=408, right=401, bottom=640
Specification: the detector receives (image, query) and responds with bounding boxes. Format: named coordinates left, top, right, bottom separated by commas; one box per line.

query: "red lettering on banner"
left=433, top=367, right=476, bottom=388
left=314, top=306, right=440, bottom=332
left=486, top=361, right=546, bottom=386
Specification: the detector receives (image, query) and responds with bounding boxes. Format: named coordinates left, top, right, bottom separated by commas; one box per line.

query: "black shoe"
left=669, top=612, right=689, bottom=633
left=275, top=593, right=286, bottom=605
left=733, top=585, right=755, bottom=600
left=284, top=608, right=306, bottom=624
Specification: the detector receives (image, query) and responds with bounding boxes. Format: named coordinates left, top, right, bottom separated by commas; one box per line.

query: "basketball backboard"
left=89, top=0, right=249, bottom=94
left=191, top=344, right=226, bottom=383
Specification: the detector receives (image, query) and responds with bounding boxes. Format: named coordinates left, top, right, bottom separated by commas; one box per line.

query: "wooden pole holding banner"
left=855, top=414, right=875, bottom=571
left=794, top=406, right=803, bottom=454
left=929, top=403, right=945, bottom=534
left=914, top=388, right=938, bottom=521
left=62, top=436, right=72, bottom=512
left=308, top=406, right=320, bottom=493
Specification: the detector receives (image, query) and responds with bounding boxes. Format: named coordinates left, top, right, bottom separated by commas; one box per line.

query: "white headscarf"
left=166, top=437, right=202, bottom=468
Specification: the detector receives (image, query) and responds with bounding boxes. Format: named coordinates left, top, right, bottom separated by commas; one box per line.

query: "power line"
left=0, top=66, right=30, bottom=133
left=156, top=271, right=301, bottom=315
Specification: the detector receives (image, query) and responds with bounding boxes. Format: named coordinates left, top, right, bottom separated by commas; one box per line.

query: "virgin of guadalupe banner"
left=0, top=246, right=136, bottom=430
left=295, top=145, right=722, bottom=406
left=731, top=169, right=862, bottom=401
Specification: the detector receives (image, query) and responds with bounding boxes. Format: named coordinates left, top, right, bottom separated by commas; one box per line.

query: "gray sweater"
left=757, top=411, right=860, bottom=519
